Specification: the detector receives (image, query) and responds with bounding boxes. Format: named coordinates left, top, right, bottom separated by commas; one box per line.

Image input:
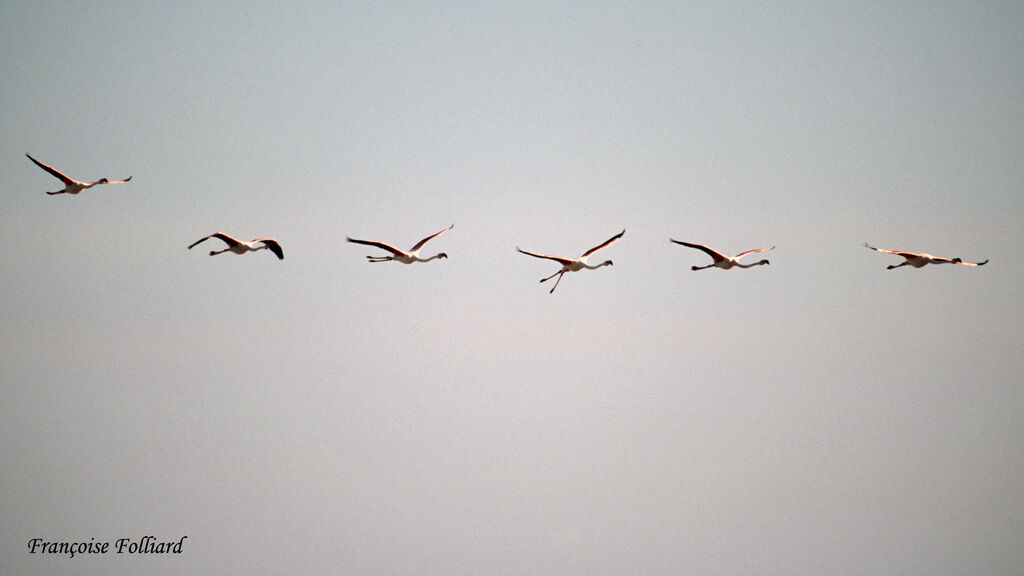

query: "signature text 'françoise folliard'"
left=27, top=536, right=187, bottom=558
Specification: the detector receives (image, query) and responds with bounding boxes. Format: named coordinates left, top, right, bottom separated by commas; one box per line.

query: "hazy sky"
left=2, top=2, right=1023, bottom=574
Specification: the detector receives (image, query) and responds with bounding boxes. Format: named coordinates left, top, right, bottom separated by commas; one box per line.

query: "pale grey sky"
left=2, top=2, right=1023, bottom=574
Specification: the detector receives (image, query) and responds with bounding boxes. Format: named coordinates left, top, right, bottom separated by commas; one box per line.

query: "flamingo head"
left=97, top=178, right=109, bottom=184
left=951, top=257, right=963, bottom=263
left=759, top=259, right=770, bottom=266
left=437, top=252, right=448, bottom=259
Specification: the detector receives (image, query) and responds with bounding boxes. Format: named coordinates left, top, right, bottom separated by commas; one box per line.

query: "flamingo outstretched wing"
left=582, top=229, right=625, bottom=257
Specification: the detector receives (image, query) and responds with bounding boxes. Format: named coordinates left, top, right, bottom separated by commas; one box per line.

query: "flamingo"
left=26, top=153, right=131, bottom=195
left=670, top=240, right=774, bottom=270
left=346, top=224, right=453, bottom=264
left=517, top=230, right=624, bottom=293
left=188, top=233, right=284, bottom=260
left=864, top=243, right=987, bottom=269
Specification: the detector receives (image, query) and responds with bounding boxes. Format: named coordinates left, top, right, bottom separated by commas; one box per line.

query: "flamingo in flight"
left=26, top=153, right=131, bottom=195
left=517, top=229, right=624, bottom=293
left=188, top=233, right=284, bottom=260
left=346, top=224, right=453, bottom=264
left=670, top=240, right=774, bottom=270
left=864, top=243, right=987, bottom=269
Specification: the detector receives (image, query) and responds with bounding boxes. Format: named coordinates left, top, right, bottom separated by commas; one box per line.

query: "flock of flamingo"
left=26, top=153, right=989, bottom=293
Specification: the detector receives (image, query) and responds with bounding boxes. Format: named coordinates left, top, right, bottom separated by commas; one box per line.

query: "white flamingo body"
left=189, top=233, right=284, bottom=259
left=26, top=153, right=131, bottom=195
left=347, top=225, right=453, bottom=264
left=671, top=240, right=774, bottom=271
left=517, top=230, right=624, bottom=293
left=864, top=243, right=987, bottom=269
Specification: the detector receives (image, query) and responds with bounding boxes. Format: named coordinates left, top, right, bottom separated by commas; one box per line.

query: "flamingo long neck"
left=738, top=261, right=766, bottom=268
left=583, top=261, right=612, bottom=270
left=416, top=253, right=444, bottom=262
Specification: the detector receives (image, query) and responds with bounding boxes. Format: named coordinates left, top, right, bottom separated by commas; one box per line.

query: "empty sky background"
left=2, top=2, right=1023, bottom=574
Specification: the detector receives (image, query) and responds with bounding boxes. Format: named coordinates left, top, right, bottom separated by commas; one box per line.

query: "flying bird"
left=864, top=243, right=987, bottom=269
left=346, top=224, right=453, bottom=264
left=188, top=233, right=284, bottom=260
left=670, top=240, right=774, bottom=270
left=26, top=153, right=131, bottom=195
left=517, top=229, right=624, bottom=293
